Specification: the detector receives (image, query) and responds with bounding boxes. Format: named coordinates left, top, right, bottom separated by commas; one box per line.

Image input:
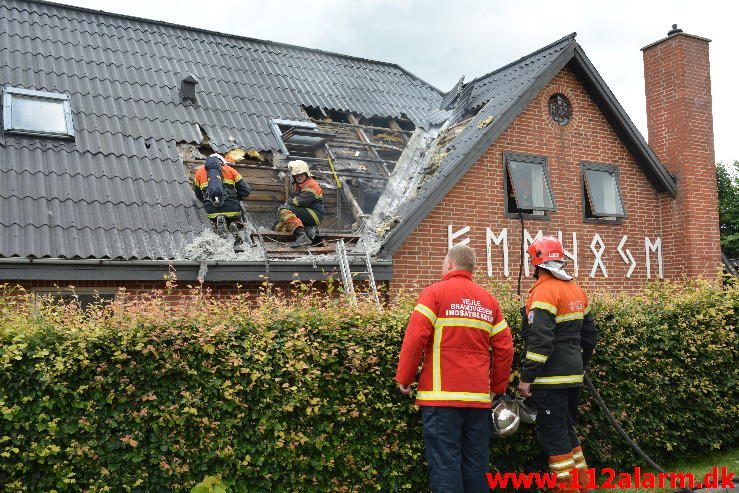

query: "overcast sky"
left=58, top=0, right=738, bottom=164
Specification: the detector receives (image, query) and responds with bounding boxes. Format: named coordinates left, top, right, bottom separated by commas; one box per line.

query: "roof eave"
left=569, top=46, right=677, bottom=197
left=0, top=258, right=392, bottom=283
left=379, top=41, right=578, bottom=257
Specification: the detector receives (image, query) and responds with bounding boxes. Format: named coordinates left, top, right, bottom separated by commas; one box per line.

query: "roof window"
left=270, top=119, right=335, bottom=157
left=504, top=152, right=556, bottom=218
left=582, top=162, right=626, bottom=221
left=2, top=87, right=75, bottom=138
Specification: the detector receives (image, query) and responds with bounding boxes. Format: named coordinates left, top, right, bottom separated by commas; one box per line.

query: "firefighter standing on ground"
left=518, top=236, right=599, bottom=493
left=396, top=244, right=514, bottom=493
left=274, top=160, right=324, bottom=248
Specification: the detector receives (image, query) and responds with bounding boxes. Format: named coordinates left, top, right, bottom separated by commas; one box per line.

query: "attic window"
left=548, top=93, right=572, bottom=125
left=504, top=152, right=556, bottom=217
left=270, top=119, right=334, bottom=156
left=582, top=162, right=626, bottom=221
left=3, top=87, right=74, bottom=138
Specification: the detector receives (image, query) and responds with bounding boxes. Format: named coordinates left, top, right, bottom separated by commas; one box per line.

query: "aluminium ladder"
left=335, top=239, right=380, bottom=307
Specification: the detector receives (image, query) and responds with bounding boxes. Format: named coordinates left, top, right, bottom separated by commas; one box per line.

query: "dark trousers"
left=529, top=387, right=582, bottom=456
left=421, top=406, right=490, bottom=493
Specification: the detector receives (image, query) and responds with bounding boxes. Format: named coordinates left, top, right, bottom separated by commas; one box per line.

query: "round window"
left=548, top=93, right=572, bottom=125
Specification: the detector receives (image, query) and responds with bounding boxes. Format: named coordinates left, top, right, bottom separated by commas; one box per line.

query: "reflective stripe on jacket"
left=522, top=270, right=598, bottom=388
left=289, top=177, right=324, bottom=217
left=193, top=164, right=251, bottom=218
left=395, top=270, right=514, bottom=408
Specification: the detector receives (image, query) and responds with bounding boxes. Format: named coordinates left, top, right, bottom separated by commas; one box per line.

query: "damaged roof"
left=0, top=0, right=442, bottom=260
left=378, top=33, right=677, bottom=256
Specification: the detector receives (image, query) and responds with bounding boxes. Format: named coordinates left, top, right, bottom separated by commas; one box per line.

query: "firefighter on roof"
left=396, top=244, right=514, bottom=493
left=274, top=160, right=324, bottom=248
left=193, top=153, right=251, bottom=248
left=518, top=236, right=599, bottom=493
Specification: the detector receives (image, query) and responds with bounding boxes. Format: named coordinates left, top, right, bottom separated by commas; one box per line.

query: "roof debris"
left=179, top=230, right=265, bottom=262
left=477, top=115, right=495, bottom=128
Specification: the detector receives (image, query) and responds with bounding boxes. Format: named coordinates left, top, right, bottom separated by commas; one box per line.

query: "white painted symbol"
left=486, top=228, right=509, bottom=277
left=645, top=237, right=663, bottom=279
left=590, top=234, right=608, bottom=278
left=448, top=225, right=470, bottom=249
left=617, top=235, right=637, bottom=278
left=558, top=231, right=578, bottom=278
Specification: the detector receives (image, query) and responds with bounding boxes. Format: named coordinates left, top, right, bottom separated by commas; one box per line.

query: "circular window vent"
left=548, top=93, right=572, bottom=125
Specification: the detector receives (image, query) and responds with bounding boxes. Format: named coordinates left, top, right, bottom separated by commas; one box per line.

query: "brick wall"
left=392, top=67, right=675, bottom=295
left=643, top=32, right=721, bottom=278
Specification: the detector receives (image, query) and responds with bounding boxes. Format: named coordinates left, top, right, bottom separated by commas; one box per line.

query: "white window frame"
left=2, top=86, right=75, bottom=138
left=270, top=118, right=317, bottom=156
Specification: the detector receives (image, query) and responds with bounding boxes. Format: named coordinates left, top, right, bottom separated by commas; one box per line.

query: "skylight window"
left=2, top=87, right=75, bottom=138
left=582, top=163, right=626, bottom=220
left=270, top=119, right=334, bottom=156
left=504, top=152, right=556, bottom=217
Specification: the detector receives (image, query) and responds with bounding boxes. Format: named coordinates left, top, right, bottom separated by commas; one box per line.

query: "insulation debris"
left=179, top=229, right=265, bottom=262
left=477, top=115, right=495, bottom=128
left=225, top=148, right=266, bottom=162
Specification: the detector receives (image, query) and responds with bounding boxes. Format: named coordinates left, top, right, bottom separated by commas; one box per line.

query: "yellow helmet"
left=288, top=160, right=312, bottom=177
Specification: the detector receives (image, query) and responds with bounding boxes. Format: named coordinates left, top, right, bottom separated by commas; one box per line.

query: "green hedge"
left=0, top=280, right=736, bottom=492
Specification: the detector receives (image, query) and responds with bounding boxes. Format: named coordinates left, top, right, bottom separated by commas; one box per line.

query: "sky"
left=56, top=0, right=739, bottom=164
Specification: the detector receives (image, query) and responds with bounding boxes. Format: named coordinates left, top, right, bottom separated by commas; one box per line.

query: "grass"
left=596, top=446, right=739, bottom=492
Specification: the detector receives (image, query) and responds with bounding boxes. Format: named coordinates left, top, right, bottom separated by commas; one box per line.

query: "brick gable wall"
left=392, top=67, right=673, bottom=295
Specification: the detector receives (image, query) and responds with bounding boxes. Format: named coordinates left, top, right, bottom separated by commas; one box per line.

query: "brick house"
left=0, top=1, right=720, bottom=303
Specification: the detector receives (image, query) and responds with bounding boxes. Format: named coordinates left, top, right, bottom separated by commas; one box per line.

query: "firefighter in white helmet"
left=274, top=160, right=324, bottom=248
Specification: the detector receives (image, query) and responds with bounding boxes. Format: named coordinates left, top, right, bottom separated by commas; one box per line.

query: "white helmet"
left=288, top=160, right=312, bottom=177
left=491, top=396, right=537, bottom=437
left=491, top=397, right=520, bottom=437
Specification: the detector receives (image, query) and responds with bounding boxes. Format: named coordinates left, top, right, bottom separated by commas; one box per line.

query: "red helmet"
left=527, top=236, right=564, bottom=266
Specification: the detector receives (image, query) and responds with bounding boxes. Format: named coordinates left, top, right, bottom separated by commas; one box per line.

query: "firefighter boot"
left=572, top=446, right=593, bottom=493
left=304, top=225, right=318, bottom=240
left=289, top=227, right=312, bottom=248
left=229, top=223, right=245, bottom=252
left=215, top=215, right=228, bottom=238
left=549, top=453, right=580, bottom=493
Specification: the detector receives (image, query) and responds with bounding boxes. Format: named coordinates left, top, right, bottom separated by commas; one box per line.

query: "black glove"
left=520, top=306, right=530, bottom=332
left=582, top=345, right=595, bottom=371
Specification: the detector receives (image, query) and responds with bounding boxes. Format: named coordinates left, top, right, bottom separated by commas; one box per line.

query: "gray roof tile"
left=1, top=0, right=442, bottom=260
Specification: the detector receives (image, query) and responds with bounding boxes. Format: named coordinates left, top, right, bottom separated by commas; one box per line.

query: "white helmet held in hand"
left=491, top=396, right=520, bottom=437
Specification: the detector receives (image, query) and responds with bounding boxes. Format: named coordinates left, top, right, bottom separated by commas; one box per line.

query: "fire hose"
left=515, top=215, right=696, bottom=493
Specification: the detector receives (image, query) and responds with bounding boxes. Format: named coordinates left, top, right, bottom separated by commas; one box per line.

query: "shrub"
left=0, top=280, right=736, bottom=492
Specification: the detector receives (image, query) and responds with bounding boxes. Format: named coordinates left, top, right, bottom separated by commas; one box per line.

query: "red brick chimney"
left=642, top=25, right=721, bottom=279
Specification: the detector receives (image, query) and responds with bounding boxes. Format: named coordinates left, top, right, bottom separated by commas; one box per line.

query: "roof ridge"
left=465, top=32, right=577, bottom=87
left=22, top=0, right=442, bottom=93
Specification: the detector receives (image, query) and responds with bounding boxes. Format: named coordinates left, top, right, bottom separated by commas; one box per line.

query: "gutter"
left=0, top=258, right=393, bottom=283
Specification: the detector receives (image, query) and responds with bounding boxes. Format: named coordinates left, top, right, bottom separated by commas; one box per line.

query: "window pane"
left=508, top=161, right=554, bottom=210
left=11, top=96, right=68, bottom=134
left=584, top=169, right=624, bottom=216
left=36, top=292, right=115, bottom=311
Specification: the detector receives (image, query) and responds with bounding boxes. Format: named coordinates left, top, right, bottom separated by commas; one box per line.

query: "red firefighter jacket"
left=395, top=270, right=514, bottom=408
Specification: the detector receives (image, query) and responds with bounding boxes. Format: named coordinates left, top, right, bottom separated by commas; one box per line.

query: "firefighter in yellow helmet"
left=274, top=160, right=324, bottom=248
